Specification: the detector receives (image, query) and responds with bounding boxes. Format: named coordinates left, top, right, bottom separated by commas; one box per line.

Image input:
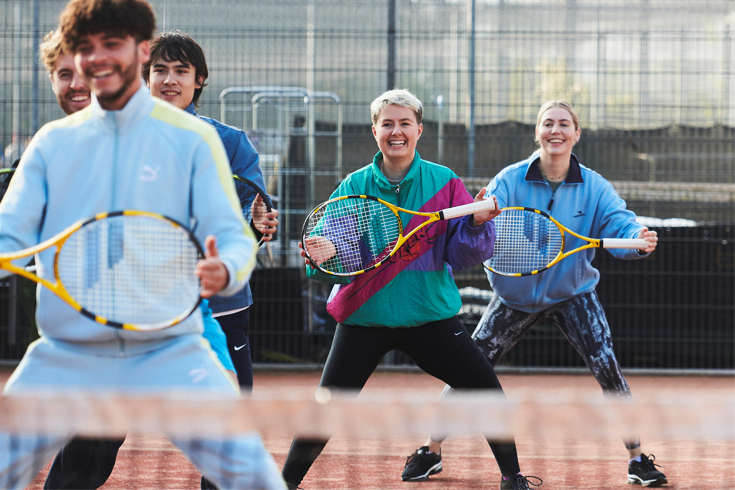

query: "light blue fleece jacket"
left=0, top=84, right=257, bottom=354
left=485, top=153, right=648, bottom=313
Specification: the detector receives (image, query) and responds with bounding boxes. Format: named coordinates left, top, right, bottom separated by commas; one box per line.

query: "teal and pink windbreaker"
left=308, top=151, right=495, bottom=327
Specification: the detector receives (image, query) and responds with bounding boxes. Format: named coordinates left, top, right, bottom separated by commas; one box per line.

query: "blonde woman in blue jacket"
left=403, top=100, right=667, bottom=488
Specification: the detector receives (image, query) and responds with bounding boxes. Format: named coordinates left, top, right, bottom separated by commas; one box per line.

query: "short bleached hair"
left=370, top=89, right=423, bottom=125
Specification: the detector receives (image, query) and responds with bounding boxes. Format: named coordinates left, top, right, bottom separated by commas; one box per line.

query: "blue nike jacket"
left=184, top=103, right=267, bottom=314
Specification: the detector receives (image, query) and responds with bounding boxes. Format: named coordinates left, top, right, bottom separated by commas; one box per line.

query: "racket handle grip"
left=601, top=238, right=649, bottom=249
left=441, top=199, right=496, bottom=220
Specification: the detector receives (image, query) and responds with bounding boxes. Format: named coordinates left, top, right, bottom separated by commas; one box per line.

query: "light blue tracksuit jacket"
left=0, top=85, right=258, bottom=355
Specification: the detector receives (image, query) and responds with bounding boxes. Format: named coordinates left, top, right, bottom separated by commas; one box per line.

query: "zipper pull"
left=547, top=197, right=554, bottom=210
left=395, top=184, right=400, bottom=194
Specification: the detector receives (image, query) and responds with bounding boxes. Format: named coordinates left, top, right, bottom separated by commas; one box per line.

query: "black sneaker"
left=500, top=475, right=543, bottom=490
left=401, top=446, right=442, bottom=481
left=285, top=483, right=304, bottom=490
left=627, top=454, right=667, bottom=487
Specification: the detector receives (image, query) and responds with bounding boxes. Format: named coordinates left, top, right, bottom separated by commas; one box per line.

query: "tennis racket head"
left=485, top=207, right=564, bottom=276
left=301, top=195, right=402, bottom=276
left=233, top=175, right=273, bottom=247
left=55, top=211, right=204, bottom=331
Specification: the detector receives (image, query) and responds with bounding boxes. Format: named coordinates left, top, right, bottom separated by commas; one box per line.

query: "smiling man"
left=39, top=30, right=91, bottom=116
left=0, top=0, right=284, bottom=489
left=142, top=31, right=280, bottom=490
left=38, top=29, right=281, bottom=490
left=36, top=30, right=243, bottom=490
left=143, top=31, right=278, bottom=394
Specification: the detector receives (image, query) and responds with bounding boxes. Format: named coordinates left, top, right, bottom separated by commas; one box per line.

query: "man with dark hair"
left=143, top=30, right=209, bottom=107
left=0, top=1, right=284, bottom=489
left=58, top=0, right=156, bottom=55
left=145, top=33, right=279, bottom=490
left=144, top=30, right=278, bottom=392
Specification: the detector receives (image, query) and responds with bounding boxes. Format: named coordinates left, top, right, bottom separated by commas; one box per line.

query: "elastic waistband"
left=42, top=334, right=196, bottom=358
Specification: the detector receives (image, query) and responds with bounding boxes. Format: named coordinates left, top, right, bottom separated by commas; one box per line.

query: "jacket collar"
left=90, top=82, right=155, bottom=134
left=372, top=150, right=421, bottom=192
left=184, top=102, right=197, bottom=116
left=525, top=152, right=583, bottom=184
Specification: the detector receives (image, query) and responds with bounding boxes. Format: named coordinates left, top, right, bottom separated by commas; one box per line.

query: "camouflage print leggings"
left=437, top=290, right=640, bottom=449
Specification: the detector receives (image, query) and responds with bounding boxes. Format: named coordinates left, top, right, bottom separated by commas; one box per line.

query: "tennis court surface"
left=2, top=370, right=733, bottom=490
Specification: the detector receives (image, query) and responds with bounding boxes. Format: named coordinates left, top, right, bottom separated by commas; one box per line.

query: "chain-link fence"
left=1, top=0, right=733, bottom=370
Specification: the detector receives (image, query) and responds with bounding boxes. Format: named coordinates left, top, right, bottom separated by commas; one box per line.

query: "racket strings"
left=57, top=215, right=200, bottom=327
left=488, top=209, right=563, bottom=275
left=304, top=198, right=400, bottom=274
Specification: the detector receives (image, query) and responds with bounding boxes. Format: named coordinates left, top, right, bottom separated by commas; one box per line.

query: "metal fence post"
left=466, top=0, right=475, bottom=178
left=32, top=0, right=39, bottom=135
left=387, top=0, right=396, bottom=90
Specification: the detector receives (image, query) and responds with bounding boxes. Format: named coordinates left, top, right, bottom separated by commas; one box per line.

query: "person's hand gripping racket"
left=471, top=188, right=500, bottom=227
left=299, top=236, right=335, bottom=268
left=637, top=227, right=658, bottom=254
left=251, top=193, right=279, bottom=243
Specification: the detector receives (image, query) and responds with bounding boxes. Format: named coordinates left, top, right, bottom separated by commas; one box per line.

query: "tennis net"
left=1, top=385, right=733, bottom=489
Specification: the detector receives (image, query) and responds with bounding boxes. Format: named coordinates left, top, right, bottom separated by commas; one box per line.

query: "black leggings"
left=281, top=317, right=521, bottom=486
left=43, top=437, right=124, bottom=490
left=217, top=308, right=253, bottom=389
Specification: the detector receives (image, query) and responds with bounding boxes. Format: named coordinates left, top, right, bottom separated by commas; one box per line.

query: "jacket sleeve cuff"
left=217, top=258, right=250, bottom=297
left=465, top=216, right=491, bottom=235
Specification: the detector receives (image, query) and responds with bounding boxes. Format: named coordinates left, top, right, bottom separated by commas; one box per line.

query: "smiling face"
left=74, top=32, right=150, bottom=111
left=535, top=106, right=581, bottom=159
left=372, top=104, right=423, bottom=169
left=49, top=52, right=91, bottom=115
left=147, top=58, right=202, bottom=110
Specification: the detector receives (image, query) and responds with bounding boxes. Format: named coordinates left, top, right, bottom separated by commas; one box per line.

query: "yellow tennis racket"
left=485, top=207, right=648, bottom=277
left=302, top=194, right=496, bottom=276
left=0, top=210, right=203, bottom=331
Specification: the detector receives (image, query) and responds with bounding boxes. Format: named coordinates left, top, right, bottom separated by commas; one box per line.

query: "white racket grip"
left=440, top=199, right=496, bottom=220
left=601, top=238, right=648, bottom=249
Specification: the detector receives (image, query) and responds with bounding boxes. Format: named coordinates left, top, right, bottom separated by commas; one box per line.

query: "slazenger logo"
left=140, top=165, right=160, bottom=182
left=573, top=210, right=585, bottom=218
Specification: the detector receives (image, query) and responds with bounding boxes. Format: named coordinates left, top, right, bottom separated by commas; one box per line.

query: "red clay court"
left=2, top=369, right=733, bottom=490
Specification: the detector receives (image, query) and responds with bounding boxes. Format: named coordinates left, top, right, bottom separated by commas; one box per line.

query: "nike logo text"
left=234, top=344, right=247, bottom=351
